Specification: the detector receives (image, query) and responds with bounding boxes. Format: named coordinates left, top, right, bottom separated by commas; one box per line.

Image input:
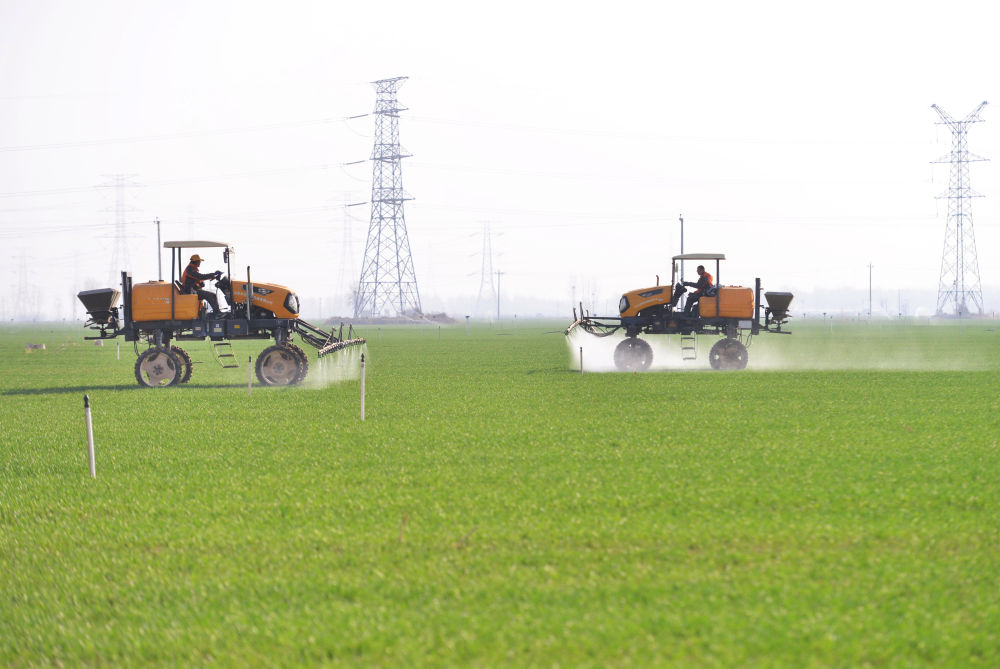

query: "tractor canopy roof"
left=164, top=240, right=233, bottom=252
left=672, top=253, right=725, bottom=261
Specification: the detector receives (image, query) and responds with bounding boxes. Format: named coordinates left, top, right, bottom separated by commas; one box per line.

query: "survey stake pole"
left=84, top=394, right=96, bottom=478
left=579, top=346, right=584, bottom=374
left=248, top=356, right=252, bottom=395
left=360, top=353, right=366, bottom=421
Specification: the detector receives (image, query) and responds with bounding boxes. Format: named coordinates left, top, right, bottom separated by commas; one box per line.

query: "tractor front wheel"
left=614, top=337, right=653, bottom=372
left=284, top=343, right=309, bottom=384
left=255, top=345, right=306, bottom=386
left=709, top=338, right=748, bottom=371
left=134, top=347, right=182, bottom=387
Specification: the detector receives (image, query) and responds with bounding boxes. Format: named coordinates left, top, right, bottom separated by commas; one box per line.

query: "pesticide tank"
left=131, top=281, right=200, bottom=321
left=699, top=286, right=754, bottom=319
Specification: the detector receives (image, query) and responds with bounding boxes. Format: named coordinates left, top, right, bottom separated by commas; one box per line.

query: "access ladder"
left=212, top=341, right=240, bottom=369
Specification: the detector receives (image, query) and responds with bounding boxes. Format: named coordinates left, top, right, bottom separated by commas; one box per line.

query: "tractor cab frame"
left=166, top=240, right=234, bottom=317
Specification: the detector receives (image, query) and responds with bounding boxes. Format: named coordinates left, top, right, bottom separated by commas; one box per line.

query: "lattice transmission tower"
left=101, top=174, right=139, bottom=287
left=932, top=101, right=987, bottom=317
left=13, top=250, right=29, bottom=321
left=474, top=223, right=496, bottom=319
left=354, top=77, right=422, bottom=318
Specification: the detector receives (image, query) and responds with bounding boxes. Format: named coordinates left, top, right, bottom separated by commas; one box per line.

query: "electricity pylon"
left=101, top=174, right=139, bottom=287
left=932, top=101, right=987, bottom=317
left=354, top=77, right=422, bottom=318
left=474, top=223, right=496, bottom=319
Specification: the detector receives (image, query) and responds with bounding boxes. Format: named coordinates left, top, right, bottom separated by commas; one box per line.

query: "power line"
left=0, top=117, right=337, bottom=153
left=406, top=114, right=935, bottom=147
left=0, top=164, right=337, bottom=199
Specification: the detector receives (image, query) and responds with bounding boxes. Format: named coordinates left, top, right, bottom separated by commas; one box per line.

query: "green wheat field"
left=2, top=320, right=999, bottom=666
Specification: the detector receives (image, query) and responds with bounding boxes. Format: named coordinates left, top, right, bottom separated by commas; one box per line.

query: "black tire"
left=709, top=338, right=748, bottom=371
left=284, top=343, right=310, bottom=384
left=171, top=345, right=193, bottom=384
left=614, top=337, right=653, bottom=372
left=134, top=347, right=182, bottom=387
left=255, top=344, right=305, bottom=386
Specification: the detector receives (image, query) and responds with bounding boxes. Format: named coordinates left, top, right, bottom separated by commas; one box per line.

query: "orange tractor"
left=78, top=241, right=364, bottom=387
left=566, top=253, right=793, bottom=370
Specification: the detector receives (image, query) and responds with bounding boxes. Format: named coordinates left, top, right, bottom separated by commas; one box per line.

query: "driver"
left=181, top=254, right=225, bottom=315
left=682, top=265, right=714, bottom=314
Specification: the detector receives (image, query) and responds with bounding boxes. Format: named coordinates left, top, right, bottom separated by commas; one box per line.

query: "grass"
left=1, top=319, right=999, bottom=666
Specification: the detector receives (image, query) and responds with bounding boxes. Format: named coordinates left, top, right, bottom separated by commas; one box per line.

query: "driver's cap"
left=190, top=254, right=203, bottom=262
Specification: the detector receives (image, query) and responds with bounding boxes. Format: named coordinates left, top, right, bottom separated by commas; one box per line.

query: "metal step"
left=212, top=341, right=240, bottom=369
left=680, top=335, right=697, bottom=361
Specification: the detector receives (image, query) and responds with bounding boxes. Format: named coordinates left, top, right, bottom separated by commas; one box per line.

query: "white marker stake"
left=360, top=353, right=366, bottom=421
left=580, top=346, right=584, bottom=374
left=248, top=356, right=252, bottom=395
left=116, top=341, right=120, bottom=360
left=84, top=394, right=96, bottom=478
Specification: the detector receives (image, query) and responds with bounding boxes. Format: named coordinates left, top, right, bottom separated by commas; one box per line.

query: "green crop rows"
left=2, top=321, right=999, bottom=666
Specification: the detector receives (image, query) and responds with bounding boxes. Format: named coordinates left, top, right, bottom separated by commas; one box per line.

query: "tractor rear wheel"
left=614, top=337, right=653, bottom=371
left=171, top=345, right=193, bottom=383
left=709, top=338, right=748, bottom=370
left=134, top=347, right=182, bottom=387
left=255, top=344, right=306, bottom=386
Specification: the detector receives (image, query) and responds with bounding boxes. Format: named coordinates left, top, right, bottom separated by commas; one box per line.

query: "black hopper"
left=77, top=288, right=120, bottom=323
left=764, top=291, right=794, bottom=323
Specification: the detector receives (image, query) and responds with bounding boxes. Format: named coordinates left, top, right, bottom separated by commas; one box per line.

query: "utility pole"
left=154, top=218, right=162, bottom=280
left=336, top=190, right=363, bottom=316
left=496, top=270, right=504, bottom=322
left=931, top=102, right=987, bottom=318
left=868, top=264, right=873, bottom=319
left=678, top=213, right=685, bottom=280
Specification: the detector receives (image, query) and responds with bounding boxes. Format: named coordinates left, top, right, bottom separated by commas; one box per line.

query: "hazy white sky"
left=2, top=0, right=998, bottom=320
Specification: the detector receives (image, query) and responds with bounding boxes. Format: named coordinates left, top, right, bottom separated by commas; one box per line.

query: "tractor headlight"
left=619, top=296, right=629, bottom=313
left=284, top=293, right=300, bottom=315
